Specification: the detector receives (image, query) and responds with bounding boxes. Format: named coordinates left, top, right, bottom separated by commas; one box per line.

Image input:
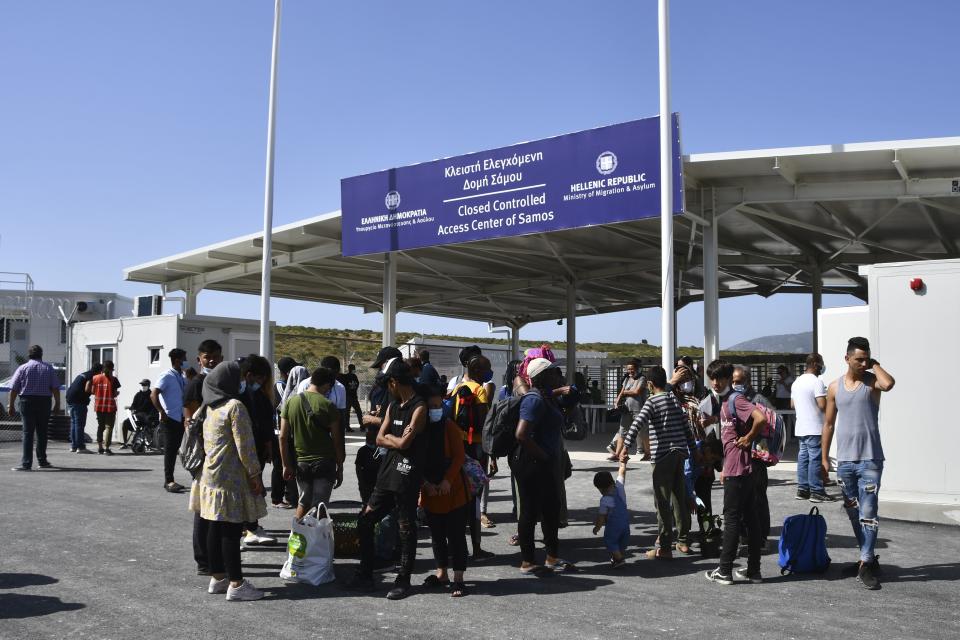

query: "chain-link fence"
left=273, top=334, right=383, bottom=410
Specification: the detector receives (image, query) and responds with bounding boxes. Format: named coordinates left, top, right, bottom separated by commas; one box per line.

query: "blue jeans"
left=837, top=460, right=883, bottom=563
left=18, top=396, right=52, bottom=468
left=796, top=435, right=824, bottom=493
left=68, top=404, right=88, bottom=450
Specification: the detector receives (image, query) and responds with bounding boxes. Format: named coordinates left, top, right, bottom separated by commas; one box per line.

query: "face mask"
left=482, top=370, right=494, bottom=383
left=250, top=382, right=261, bottom=392
left=239, top=381, right=246, bottom=394
left=428, top=408, right=444, bottom=423
left=713, top=384, right=731, bottom=397
left=680, top=381, right=695, bottom=393
left=201, top=366, right=213, bottom=375
left=141, top=386, right=149, bottom=392
left=732, top=383, right=746, bottom=393
left=818, top=364, right=826, bottom=375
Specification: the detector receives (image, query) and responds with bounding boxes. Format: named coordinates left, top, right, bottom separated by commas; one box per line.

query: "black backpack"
left=481, top=392, right=530, bottom=457
left=454, top=384, right=488, bottom=447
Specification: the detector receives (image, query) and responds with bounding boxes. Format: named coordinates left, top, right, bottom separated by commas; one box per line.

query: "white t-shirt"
left=791, top=372, right=827, bottom=436
left=296, top=378, right=347, bottom=410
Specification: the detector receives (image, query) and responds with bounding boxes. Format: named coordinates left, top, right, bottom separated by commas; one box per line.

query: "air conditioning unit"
left=134, top=295, right=163, bottom=317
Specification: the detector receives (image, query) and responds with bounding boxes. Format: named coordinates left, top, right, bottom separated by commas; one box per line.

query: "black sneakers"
left=809, top=492, right=835, bottom=503
left=796, top=488, right=811, bottom=500
left=386, top=578, right=411, bottom=600
left=858, top=561, right=880, bottom=590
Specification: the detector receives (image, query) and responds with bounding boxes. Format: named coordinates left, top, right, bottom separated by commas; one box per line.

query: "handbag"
left=280, top=503, right=336, bottom=586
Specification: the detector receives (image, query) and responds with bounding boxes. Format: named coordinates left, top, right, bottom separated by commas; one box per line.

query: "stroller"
left=126, top=408, right=164, bottom=454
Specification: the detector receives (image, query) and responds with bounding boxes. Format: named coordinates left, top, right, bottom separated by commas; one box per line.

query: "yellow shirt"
left=452, top=380, right=490, bottom=443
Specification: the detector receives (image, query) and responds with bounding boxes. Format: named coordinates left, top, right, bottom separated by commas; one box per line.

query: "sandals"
left=645, top=548, right=673, bottom=560
left=507, top=534, right=520, bottom=546
left=544, top=558, right=576, bottom=572
left=480, top=514, right=496, bottom=529
left=451, top=581, right=466, bottom=598
left=422, top=574, right=449, bottom=588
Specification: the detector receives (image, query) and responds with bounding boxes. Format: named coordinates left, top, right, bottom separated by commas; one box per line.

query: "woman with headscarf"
left=188, top=361, right=267, bottom=601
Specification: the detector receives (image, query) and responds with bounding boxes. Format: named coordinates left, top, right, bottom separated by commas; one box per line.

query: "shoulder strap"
left=298, top=391, right=315, bottom=421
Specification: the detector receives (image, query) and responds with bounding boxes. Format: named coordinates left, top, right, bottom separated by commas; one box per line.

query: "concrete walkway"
left=0, top=434, right=957, bottom=639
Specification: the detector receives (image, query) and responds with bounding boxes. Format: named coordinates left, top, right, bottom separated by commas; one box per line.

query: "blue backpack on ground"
left=778, top=506, right=831, bottom=575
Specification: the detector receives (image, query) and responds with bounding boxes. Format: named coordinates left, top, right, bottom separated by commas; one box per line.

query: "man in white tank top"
left=821, top=336, right=895, bottom=591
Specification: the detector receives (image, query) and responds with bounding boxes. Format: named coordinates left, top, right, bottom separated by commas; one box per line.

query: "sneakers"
left=857, top=561, right=880, bottom=590
left=734, top=567, right=763, bottom=584
left=11, top=466, right=31, bottom=472
left=208, top=577, right=229, bottom=594
left=611, top=557, right=627, bottom=569
left=225, top=580, right=264, bottom=601
left=705, top=568, right=734, bottom=585
left=809, top=492, right=835, bottom=503
left=243, top=527, right=277, bottom=546
left=38, top=461, right=53, bottom=468
left=164, top=482, right=186, bottom=493
left=386, top=579, right=411, bottom=600
left=796, top=488, right=810, bottom=500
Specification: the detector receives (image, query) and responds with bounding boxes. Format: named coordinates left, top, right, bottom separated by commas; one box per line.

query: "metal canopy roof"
left=124, top=135, right=960, bottom=326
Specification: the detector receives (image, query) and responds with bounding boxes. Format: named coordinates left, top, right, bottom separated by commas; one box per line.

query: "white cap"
left=526, top=357, right=558, bottom=380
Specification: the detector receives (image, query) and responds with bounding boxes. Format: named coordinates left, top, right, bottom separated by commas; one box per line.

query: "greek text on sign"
left=340, top=115, right=682, bottom=256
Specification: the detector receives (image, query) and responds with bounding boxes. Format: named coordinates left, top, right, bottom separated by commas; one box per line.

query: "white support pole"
left=658, top=0, right=675, bottom=373
left=811, top=264, right=823, bottom=353
left=702, top=201, right=719, bottom=373
left=382, top=252, right=397, bottom=348
left=258, top=0, right=282, bottom=359
left=566, top=281, right=577, bottom=384
left=184, top=289, right=199, bottom=316
left=510, top=322, right=521, bottom=362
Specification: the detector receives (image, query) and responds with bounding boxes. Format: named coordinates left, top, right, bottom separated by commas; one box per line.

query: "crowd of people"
left=6, top=335, right=895, bottom=599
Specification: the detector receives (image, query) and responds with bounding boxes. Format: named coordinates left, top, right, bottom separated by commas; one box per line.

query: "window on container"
left=149, top=347, right=161, bottom=365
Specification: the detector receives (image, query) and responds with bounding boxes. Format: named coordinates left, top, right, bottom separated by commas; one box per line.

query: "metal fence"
left=273, top=334, right=383, bottom=410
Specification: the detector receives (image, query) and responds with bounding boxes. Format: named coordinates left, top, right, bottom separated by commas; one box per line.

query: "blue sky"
left=1, top=1, right=956, bottom=347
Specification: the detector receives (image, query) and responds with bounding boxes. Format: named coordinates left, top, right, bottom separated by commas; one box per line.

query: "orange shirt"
left=420, top=420, right=469, bottom=515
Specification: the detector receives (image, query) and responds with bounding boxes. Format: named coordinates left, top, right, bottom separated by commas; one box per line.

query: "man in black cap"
left=120, top=378, right=158, bottom=448
left=366, top=347, right=402, bottom=422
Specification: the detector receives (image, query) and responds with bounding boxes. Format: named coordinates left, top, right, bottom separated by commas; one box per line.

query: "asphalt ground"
left=1, top=431, right=958, bottom=640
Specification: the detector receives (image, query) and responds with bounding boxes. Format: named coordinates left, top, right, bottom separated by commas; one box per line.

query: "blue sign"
left=340, top=115, right=682, bottom=257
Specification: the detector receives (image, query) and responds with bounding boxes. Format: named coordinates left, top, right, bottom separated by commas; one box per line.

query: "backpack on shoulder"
left=778, top=506, right=831, bottom=575
left=726, top=391, right=786, bottom=466
left=481, top=392, right=528, bottom=457
left=454, top=384, right=488, bottom=447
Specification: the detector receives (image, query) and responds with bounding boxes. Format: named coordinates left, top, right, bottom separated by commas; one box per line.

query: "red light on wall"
left=910, top=278, right=925, bottom=292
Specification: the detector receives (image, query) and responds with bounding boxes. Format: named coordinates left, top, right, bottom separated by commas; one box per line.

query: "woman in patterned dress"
left=189, top=360, right=268, bottom=601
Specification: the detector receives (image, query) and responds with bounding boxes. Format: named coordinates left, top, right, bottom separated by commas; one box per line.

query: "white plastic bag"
left=280, top=504, right=336, bottom=586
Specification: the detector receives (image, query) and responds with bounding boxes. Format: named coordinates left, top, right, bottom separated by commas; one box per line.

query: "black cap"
left=139, top=378, right=151, bottom=386
left=371, top=346, right=402, bottom=369
left=276, top=356, right=299, bottom=375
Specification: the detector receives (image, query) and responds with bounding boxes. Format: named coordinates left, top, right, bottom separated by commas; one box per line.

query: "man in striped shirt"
left=619, top=366, right=696, bottom=559
left=7, top=345, right=61, bottom=471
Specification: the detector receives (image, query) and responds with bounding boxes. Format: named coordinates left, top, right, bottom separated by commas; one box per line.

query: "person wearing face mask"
left=120, top=378, right=157, bottom=449
left=152, top=348, right=189, bottom=493
left=732, top=365, right=772, bottom=545
left=452, top=354, right=496, bottom=559
left=704, top=360, right=768, bottom=586
left=236, top=355, right=278, bottom=547
left=512, top=358, right=575, bottom=574
left=181, top=341, right=224, bottom=576
left=188, top=360, right=267, bottom=601
left=421, top=386, right=470, bottom=597
left=791, top=353, right=832, bottom=503
left=347, top=359, right=427, bottom=600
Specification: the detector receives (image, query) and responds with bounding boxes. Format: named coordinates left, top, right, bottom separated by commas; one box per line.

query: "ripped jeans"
left=836, top=459, right=883, bottom=563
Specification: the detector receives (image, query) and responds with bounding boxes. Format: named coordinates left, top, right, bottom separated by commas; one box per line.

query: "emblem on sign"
left=596, top=151, right=618, bottom=175
left=385, top=190, right=401, bottom=210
